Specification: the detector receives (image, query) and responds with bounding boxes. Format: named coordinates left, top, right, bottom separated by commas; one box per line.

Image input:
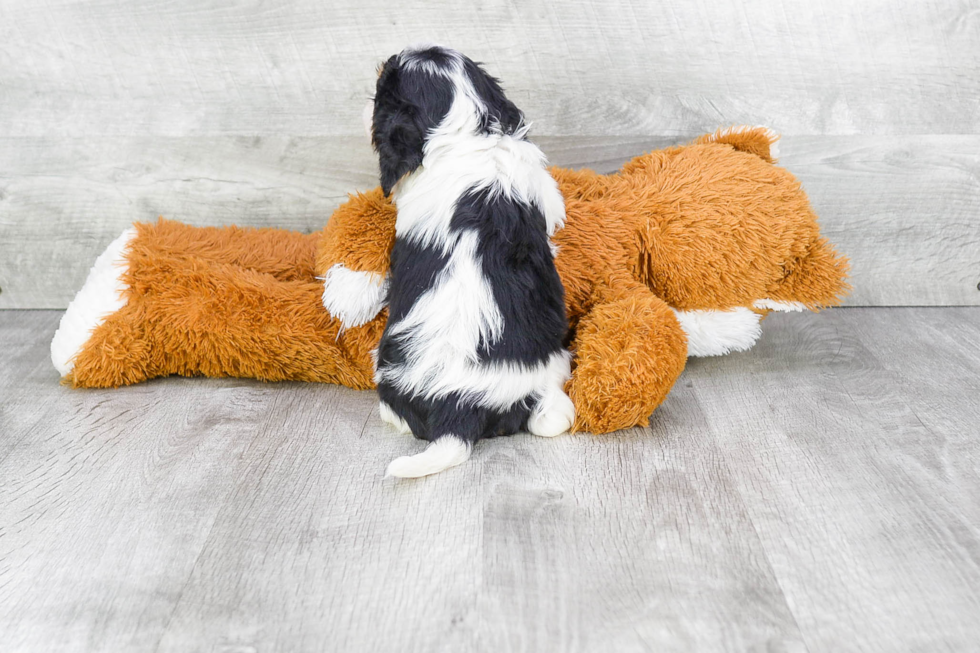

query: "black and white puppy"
left=369, top=45, right=574, bottom=477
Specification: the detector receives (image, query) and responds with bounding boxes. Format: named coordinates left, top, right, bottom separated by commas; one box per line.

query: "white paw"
left=379, top=401, right=412, bottom=435
left=528, top=390, right=575, bottom=438
left=671, top=307, right=763, bottom=357
left=319, top=264, right=388, bottom=330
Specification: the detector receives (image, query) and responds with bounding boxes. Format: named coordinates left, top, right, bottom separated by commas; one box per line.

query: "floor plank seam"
left=687, top=394, right=817, bottom=653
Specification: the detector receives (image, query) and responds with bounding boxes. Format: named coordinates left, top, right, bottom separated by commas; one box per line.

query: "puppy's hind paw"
left=528, top=391, right=575, bottom=438
left=379, top=401, right=412, bottom=435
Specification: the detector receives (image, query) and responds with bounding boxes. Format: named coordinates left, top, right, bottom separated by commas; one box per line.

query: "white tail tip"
left=386, top=436, right=472, bottom=478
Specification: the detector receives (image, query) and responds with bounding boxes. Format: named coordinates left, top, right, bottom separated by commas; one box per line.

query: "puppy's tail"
left=385, top=435, right=472, bottom=478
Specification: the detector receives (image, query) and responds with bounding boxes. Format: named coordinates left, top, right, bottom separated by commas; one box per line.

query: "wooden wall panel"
left=1, top=0, right=976, bottom=137
left=1, top=135, right=977, bottom=308
left=0, top=0, right=977, bottom=307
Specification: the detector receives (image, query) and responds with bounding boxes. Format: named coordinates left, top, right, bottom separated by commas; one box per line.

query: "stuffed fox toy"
left=51, top=127, right=848, bottom=433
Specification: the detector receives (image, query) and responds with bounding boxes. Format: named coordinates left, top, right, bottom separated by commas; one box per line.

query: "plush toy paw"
left=567, top=289, right=688, bottom=433
left=670, top=307, right=763, bottom=357
left=320, top=264, right=388, bottom=329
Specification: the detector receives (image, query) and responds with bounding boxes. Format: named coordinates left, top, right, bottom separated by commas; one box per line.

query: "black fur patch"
left=375, top=237, right=449, bottom=371
left=450, top=187, right=566, bottom=365
left=377, top=386, right=532, bottom=444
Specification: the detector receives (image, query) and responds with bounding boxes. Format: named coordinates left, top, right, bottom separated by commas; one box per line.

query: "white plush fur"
left=386, top=435, right=472, bottom=478
left=320, top=264, right=389, bottom=329
left=672, top=307, right=763, bottom=357
left=753, top=299, right=807, bottom=312
left=51, top=228, right=136, bottom=377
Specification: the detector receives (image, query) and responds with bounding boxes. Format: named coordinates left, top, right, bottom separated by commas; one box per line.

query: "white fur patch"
left=769, top=138, right=781, bottom=160
left=51, top=228, right=136, bottom=377
left=391, top=61, right=565, bottom=253
left=319, top=264, right=389, bottom=329
left=385, top=230, right=502, bottom=369
left=753, top=299, right=807, bottom=312
left=398, top=43, right=458, bottom=77
left=672, top=307, right=763, bottom=357
left=378, top=344, right=573, bottom=412
left=379, top=401, right=412, bottom=435
left=386, top=435, right=471, bottom=478
left=527, top=384, right=575, bottom=437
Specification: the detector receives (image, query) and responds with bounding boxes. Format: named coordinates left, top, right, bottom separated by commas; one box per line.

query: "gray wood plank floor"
left=1, top=308, right=978, bottom=652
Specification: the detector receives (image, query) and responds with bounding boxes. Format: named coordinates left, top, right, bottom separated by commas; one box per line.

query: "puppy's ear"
left=376, top=114, right=425, bottom=197
left=373, top=57, right=426, bottom=197
left=463, top=58, right=523, bottom=135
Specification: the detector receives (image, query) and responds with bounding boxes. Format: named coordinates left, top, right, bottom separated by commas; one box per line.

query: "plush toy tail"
left=385, top=436, right=472, bottom=478
left=693, top=125, right=780, bottom=163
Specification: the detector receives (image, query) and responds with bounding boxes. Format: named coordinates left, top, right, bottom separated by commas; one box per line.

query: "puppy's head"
left=370, top=45, right=525, bottom=196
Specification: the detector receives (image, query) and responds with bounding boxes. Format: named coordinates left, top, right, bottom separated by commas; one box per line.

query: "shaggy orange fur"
left=64, top=128, right=848, bottom=434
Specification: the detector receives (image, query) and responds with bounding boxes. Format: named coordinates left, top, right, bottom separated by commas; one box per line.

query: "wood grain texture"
left=2, top=307, right=979, bottom=652
left=1, top=135, right=977, bottom=308
left=687, top=307, right=980, bottom=652
left=0, top=0, right=976, bottom=137
left=1, top=1, right=977, bottom=307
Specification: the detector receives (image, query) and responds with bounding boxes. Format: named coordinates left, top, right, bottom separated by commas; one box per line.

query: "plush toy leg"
left=566, top=285, right=688, bottom=434
left=62, top=219, right=384, bottom=389
left=764, top=237, right=851, bottom=309
left=52, top=228, right=138, bottom=379
left=317, top=189, right=397, bottom=329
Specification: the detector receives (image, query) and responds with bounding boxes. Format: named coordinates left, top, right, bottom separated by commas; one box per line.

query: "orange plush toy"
left=51, top=127, right=848, bottom=433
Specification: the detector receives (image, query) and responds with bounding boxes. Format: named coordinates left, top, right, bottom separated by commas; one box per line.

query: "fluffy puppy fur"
left=370, top=45, right=575, bottom=478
